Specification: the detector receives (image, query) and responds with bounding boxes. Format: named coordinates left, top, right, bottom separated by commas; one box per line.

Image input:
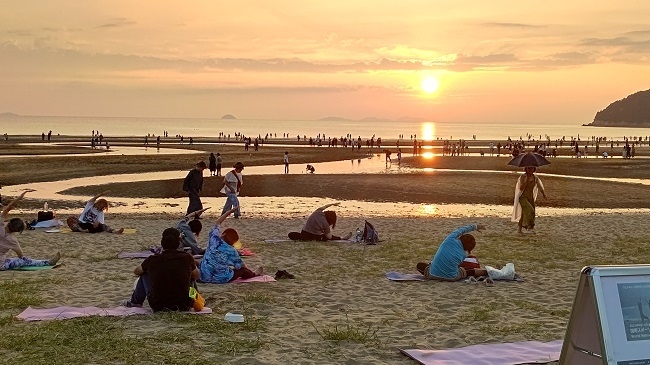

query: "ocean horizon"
left=1, top=114, right=649, bottom=142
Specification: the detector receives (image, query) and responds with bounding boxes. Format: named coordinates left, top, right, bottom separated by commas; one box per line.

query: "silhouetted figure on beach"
left=183, top=161, right=207, bottom=215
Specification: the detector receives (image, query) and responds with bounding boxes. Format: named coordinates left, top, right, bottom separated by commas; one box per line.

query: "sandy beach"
left=2, top=137, right=650, bottom=364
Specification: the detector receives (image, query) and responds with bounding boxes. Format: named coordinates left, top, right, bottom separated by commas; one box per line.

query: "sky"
left=1, top=1, right=650, bottom=124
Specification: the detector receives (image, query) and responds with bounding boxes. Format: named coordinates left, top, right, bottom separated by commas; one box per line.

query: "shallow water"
left=4, top=150, right=650, bottom=217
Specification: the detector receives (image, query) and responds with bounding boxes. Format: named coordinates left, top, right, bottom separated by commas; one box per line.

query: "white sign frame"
left=560, top=265, right=650, bottom=365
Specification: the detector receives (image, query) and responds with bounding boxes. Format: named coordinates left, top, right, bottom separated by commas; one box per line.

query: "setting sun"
left=421, top=76, right=440, bottom=94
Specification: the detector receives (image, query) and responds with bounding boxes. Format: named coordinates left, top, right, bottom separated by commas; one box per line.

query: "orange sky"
left=1, top=1, right=650, bottom=123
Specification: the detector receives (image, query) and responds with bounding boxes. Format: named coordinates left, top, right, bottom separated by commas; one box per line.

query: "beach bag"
left=361, top=220, right=379, bottom=244
left=485, top=263, right=516, bottom=281
left=189, top=287, right=205, bottom=312
left=37, top=211, right=55, bottom=222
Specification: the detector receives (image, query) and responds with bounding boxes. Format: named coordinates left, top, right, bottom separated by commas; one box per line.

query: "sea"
left=1, top=114, right=649, bottom=142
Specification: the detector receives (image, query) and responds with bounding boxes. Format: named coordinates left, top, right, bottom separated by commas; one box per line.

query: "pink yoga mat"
left=400, top=340, right=563, bottom=365
left=17, top=306, right=212, bottom=321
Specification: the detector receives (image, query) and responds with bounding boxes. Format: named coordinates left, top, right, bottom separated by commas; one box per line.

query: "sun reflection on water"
left=420, top=204, right=438, bottom=215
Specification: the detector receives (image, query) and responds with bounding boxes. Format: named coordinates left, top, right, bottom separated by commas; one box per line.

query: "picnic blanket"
left=386, top=272, right=525, bottom=282
left=50, top=228, right=136, bottom=234
left=400, top=340, right=563, bottom=365
left=11, top=262, right=63, bottom=271
left=17, top=305, right=212, bottom=321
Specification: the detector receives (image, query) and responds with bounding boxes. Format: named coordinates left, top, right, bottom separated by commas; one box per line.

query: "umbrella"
left=507, top=152, right=550, bottom=167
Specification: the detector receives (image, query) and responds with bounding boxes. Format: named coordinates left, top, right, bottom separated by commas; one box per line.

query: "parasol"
left=507, top=152, right=550, bottom=167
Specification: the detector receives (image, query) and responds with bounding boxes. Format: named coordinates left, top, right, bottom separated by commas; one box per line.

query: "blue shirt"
left=429, top=224, right=477, bottom=279
left=198, top=225, right=243, bottom=283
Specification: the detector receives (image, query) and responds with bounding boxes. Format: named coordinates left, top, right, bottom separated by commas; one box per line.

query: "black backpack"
left=361, top=220, right=379, bottom=245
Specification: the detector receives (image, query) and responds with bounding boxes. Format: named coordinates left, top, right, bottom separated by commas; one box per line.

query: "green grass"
left=312, top=313, right=380, bottom=347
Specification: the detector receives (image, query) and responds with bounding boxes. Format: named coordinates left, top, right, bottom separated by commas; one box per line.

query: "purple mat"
left=17, top=306, right=212, bottom=321
left=400, top=340, right=563, bottom=365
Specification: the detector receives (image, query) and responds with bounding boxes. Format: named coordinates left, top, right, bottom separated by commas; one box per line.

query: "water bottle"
left=43, top=202, right=48, bottom=211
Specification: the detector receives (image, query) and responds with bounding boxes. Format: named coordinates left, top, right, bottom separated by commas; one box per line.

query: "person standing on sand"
left=512, top=166, right=547, bottom=234
left=220, top=162, right=244, bottom=218
left=1, top=191, right=61, bottom=270
left=216, top=153, right=222, bottom=176
left=183, top=161, right=207, bottom=215
left=209, top=153, right=217, bottom=176
left=416, top=224, right=487, bottom=281
left=283, top=151, right=289, bottom=174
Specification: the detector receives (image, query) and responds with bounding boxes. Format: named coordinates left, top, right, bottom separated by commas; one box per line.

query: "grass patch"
left=0, top=280, right=47, bottom=310
left=312, top=313, right=380, bottom=347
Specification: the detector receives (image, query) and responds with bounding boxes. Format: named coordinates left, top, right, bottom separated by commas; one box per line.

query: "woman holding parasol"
left=509, top=153, right=549, bottom=234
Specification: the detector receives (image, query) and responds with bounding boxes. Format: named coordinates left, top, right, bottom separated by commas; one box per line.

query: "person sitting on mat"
left=71, top=191, right=124, bottom=234
left=121, top=227, right=200, bottom=311
left=1, top=191, right=61, bottom=270
left=288, top=202, right=352, bottom=241
left=416, top=224, right=488, bottom=281
left=199, top=206, right=263, bottom=284
left=177, top=208, right=209, bottom=255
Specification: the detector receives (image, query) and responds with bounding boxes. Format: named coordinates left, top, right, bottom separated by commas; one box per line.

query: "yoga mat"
left=11, top=262, right=63, bottom=271
left=400, top=340, right=563, bottom=365
left=231, top=275, right=276, bottom=283
left=17, top=305, right=213, bottom=321
left=264, top=239, right=353, bottom=243
left=117, top=251, right=204, bottom=259
left=386, top=271, right=426, bottom=281
left=32, top=219, right=64, bottom=228
left=55, top=228, right=136, bottom=234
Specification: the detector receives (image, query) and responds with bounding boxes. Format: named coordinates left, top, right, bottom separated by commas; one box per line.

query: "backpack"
left=359, top=220, right=379, bottom=245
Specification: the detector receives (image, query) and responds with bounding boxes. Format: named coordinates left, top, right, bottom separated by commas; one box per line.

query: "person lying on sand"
left=121, top=227, right=200, bottom=311
left=1, top=191, right=61, bottom=270
left=416, top=224, right=488, bottom=281
left=177, top=208, right=209, bottom=255
left=288, top=202, right=352, bottom=241
left=199, top=206, right=263, bottom=284
left=68, top=191, right=124, bottom=234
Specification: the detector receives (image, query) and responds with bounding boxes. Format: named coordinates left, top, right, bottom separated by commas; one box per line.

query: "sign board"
left=560, top=265, right=650, bottom=364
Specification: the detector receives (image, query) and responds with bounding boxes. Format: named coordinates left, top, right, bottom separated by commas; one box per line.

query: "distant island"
left=221, top=114, right=237, bottom=120
left=0, top=112, right=19, bottom=117
left=585, top=89, right=650, bottom=128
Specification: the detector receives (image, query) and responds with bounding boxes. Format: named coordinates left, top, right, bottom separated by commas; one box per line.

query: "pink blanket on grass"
left=17, top=306, right=212, bottom=321
left=400, top=340, right=563, bottom=365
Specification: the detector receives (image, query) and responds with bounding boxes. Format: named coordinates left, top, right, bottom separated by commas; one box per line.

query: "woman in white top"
left=74, top=191, right=124, bottom=234
left=220, top=162, right=244, bottom=218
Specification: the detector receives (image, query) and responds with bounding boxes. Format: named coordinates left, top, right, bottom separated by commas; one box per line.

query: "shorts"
left=424, top=266, right=467, bottom=281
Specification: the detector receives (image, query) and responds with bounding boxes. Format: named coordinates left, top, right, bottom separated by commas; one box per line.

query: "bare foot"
left=114, top=228, right=124, bottom=234
left=254, top=266, right=264, bottom=276
left=342, top=232, right=353, bottom=240
left=49, top=252, right=61, bottom=266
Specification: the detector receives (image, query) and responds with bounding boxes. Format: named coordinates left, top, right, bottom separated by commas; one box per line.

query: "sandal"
left=485, top=278, right=495, bottom=287
left=465, top=276, right=479, bottom=284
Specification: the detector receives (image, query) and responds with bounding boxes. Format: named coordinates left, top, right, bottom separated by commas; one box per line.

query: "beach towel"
left=400, top=340, right=563, bottom=365
left=11, top=262, right=63, bottom=271
left=17, top=305, right=212, bottom=321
